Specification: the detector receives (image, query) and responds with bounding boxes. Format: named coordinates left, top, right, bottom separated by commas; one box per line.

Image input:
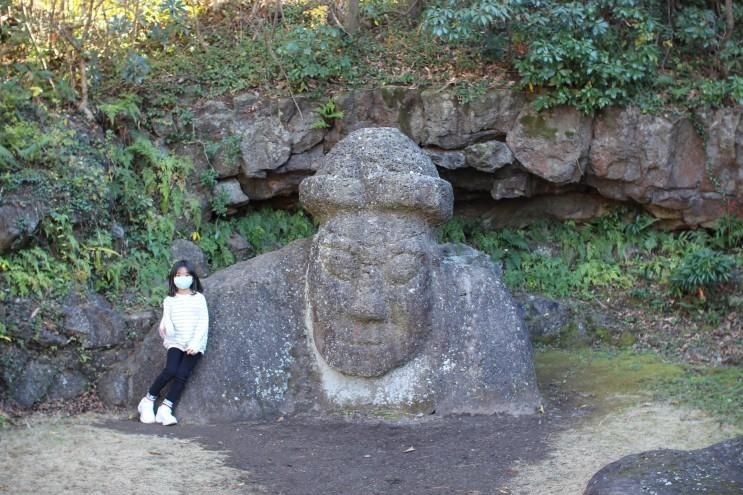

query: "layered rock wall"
left=165, top=88, right=742, bottom=229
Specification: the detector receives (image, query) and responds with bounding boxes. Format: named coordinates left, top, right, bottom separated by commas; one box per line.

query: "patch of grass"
left=535, top=348, right=742, bottom=426
left=656, top=367, right=743, bottom=427
left=535, top=348, right=684, bottom=404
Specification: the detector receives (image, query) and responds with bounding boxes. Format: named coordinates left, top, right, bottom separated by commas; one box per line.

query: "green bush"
left=512, top=2, right=660, bottom=113
left=275, top=25, right=355, bottom=92
left=437, top=207, right=740, bottom=306
left=713, top=213, right=743, bottom=250
left=670, top=248, right=736, bottom=296
left=0, top=247, right=70, bottom=298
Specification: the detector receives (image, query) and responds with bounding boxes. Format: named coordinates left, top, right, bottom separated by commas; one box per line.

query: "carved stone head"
left=299, top=128, right=453, bottom=377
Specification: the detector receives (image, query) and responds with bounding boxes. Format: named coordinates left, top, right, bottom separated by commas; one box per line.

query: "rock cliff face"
left=163, top=88, right=741, bottom=229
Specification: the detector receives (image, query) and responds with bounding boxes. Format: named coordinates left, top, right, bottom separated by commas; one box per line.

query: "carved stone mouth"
left=331, top=322, right=393, bottom=348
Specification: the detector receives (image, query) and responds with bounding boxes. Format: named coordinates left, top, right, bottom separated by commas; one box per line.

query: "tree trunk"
left=407, top=0, right=423, bottom=20
left=343, top=0, right=359, bottom=35
left=720, top=0, right=734, bottom=46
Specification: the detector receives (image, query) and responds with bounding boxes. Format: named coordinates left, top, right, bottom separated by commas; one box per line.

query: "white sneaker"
left=137, top=397, right=155, bottom=424
left=155, top=404, right=178, bottom=426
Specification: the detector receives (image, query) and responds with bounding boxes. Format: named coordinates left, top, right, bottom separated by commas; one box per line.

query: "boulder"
left=490, top=168, right=532, bottom=200
left=236, top=117, right=292, bottom=178
left=0, top=190, right=45, bottom=254
left=588, top=108, right=707, bottom=206
left=170, top=239, right=208, bottom=277
left=507, top=105, right=592, bottom=184
left=284, top=97, right=327, bottom=154
left=464, top=140, right=514, bottom=173
left=413, top=89, right=521, bottom=149
left=46, top=370, right=89, bottom=401
left=417, top=90, right=461, bottom=148
left=320, top=88, right=406, bottom=146
left=695, top=107, right=742, bottom=197
left=425, top=149, right=467, bottom=170
left=514, top=293, right=574, bottom=342
left=584, top=436, right=743, bottom=495
left=9, top=358, right=57, bottom=407
left=191, top=100, right=241, bottom=178
left=123, top=310, right=158, bottom=342
left=462, top=89, right=525, bottom=137
left=214, top=178, right=250, bottom=209
left=62, top=294, right=128, bottom=349
left=277, top=145, right=324, bottom=173
left=226, top=232, right=254, bottom=260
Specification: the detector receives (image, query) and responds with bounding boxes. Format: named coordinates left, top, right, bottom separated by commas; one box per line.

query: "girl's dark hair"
left=167, top=259, right=204, bottom=296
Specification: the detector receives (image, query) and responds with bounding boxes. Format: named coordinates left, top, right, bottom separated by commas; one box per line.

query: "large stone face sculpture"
left=300, top=128, right=453, bottom=377
left=100, top=127, right=541, bottom=423
left=307, top=215, right=436, bottom=377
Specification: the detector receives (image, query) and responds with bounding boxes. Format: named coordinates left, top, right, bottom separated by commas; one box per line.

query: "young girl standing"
left=138, top=260, right=209, bottom=425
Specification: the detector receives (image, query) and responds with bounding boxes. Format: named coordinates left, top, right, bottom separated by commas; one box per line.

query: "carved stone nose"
left=349, top=271, right=386, bottom=321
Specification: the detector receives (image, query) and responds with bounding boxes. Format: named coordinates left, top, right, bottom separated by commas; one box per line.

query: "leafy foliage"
left=275, top=24, right=355, bottom=93
left=514, top=2, right=660, bottom=113
left=423, top=0, right=511, bottom=43
left=669, top=248, right=736, bottom=295
left=1, top=0, right=740, bottom=314
left=311, top=98, right=345, bottom=129
left=439, top=207, right=741, bottom=310
left=422, top=0, right=741, bottom=112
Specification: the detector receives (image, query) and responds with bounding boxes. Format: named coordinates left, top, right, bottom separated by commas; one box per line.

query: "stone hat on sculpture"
left=299, top=127, right=454, bottom=225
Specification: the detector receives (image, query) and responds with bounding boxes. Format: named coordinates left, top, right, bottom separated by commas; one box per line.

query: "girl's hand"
left=185, top=347, right=197, bottom=355
left=158, top=326, right=166, bottom=339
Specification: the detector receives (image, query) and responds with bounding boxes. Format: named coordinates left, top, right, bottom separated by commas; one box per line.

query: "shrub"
left=275, top=25, right=354, bottom=92
left=670, top=248, right=736, bottom=297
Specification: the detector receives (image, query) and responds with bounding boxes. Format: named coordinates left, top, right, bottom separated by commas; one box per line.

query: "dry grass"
left=0, top=412, right=262, bottom=495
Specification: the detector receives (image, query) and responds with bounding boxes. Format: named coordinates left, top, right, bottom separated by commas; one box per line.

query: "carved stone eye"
left=385, top=252, right=423, bottom=285
left=321, top=247, right=356, bottom=281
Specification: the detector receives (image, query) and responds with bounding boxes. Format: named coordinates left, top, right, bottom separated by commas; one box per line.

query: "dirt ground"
left=2, top=386, right=739, bottom=495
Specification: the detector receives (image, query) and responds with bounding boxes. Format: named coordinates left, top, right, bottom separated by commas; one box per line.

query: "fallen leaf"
left=403, top=446, right=415, bottom=453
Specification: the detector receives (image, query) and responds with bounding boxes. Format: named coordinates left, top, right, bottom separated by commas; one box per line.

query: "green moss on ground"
left=534, top=348, right=742, bottom=427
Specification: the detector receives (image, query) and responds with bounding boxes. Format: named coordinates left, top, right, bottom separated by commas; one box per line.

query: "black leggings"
left=148, top=347, right=202, bottom=408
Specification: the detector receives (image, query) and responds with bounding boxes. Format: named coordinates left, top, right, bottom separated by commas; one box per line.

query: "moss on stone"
left=533, top=323, right=591, bottom=349
left=519, top=113, right=558, bottom=141
left=380, top=86, right=406, bottom=108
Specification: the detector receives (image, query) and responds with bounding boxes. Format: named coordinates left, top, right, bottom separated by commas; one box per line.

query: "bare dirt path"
left=2, top=352, right=740, bottom=495
left=2, top=398, right=736, bottom=495
left=108, top=410, right=560, bottom=495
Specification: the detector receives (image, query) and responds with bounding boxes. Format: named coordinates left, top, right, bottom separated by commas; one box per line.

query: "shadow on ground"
left=106, top=409, right=570, bottom=495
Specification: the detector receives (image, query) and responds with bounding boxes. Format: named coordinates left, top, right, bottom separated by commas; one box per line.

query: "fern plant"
left=712, top=213, right=743, bottom=250
left=99, top=93, right=142, bottom=127
left=670, top=248, right=736, bottom=300
left=311, top=98, right=345, bottom=129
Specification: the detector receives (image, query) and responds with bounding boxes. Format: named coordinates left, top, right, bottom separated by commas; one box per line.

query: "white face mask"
left=174, top=275, right=193, bottom=290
